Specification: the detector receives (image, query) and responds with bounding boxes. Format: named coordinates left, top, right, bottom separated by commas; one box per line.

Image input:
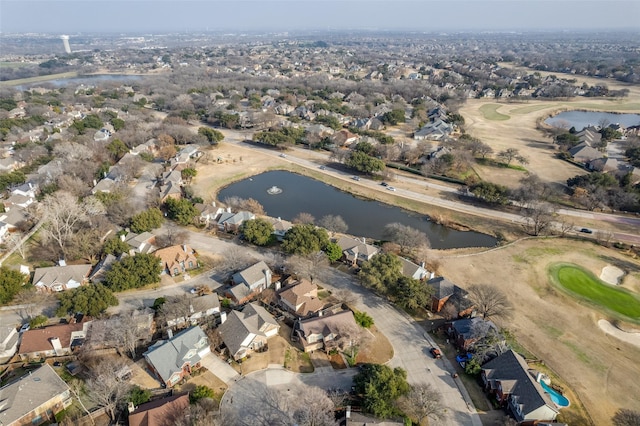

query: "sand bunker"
left=600, top=265, right=625, bottom=285
left=598, top=320, right=640, bottom=349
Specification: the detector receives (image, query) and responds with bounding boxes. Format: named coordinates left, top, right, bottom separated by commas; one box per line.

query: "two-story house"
left=335, top=236, right=379, bottom=266
left=32, top=264, right=92, bottom=292
left=226, top=261, right=272, bottom=305
left=143, top=326, right=210, bottom=388
left=278, top=278, right=324, bottom=317
left=154, top=244, right=198, bottom=276
left=481, top=350, right=561, bottom=423
left=218, top=303, right=280, bottom=360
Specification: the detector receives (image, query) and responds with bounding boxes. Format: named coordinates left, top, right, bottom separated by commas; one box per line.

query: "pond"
left=217, top=170, right=497, bottom=249
left=545, top=111, right=640, bottom=131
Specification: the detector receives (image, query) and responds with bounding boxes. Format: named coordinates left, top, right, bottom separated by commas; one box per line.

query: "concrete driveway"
left=200, top=352, right=239, bottom=384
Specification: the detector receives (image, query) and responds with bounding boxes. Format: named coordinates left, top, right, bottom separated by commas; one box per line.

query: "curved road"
left=218, top=127, right=640, bottom=245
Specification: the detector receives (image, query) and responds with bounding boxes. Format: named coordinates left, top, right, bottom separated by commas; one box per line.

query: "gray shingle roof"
left=482, top=350, right=558, bottom=420
left=143, top=326, right=208, bottom=383
left=218, top=303, right=278, bottom=358
left=232, top=261, right=271, bottom=288
left=427, top=276, right=456, bottom=300
left=0, top=364, right=70, bottom=425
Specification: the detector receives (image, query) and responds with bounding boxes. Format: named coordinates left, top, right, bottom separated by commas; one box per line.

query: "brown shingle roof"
left=18, top=322, right=87, bottom=354
left=128, top=393, right=189, bottom=426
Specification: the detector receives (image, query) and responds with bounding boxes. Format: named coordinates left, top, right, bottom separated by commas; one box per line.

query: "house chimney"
left=420, top=261, right=425, bottom=268
left=167, top=329, right=173, bottom=339
left=128, top=402, right=135, bottom=413
left=346, top=406, right=351, bottom=419
left=50, top=337, right=62, bottom=354
left=183, top=244, right=188, bottom=253
left=220, top=311, right=227, bottom=324
left=120, top=234, right=126, bottom=241
left=58, top=259, right=66, bottom=267
left=275, top=281, right=281, bottom=291
left=430, top=272, right=435, bottom=280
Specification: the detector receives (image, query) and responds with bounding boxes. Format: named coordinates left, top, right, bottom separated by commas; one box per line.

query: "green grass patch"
left=548, top=263, right=640, bottom=324
left=510, top=104, right=553, bottom=114
left=478, top=104, right=510, bottom=121
left=475, top=157, right=527, bottom=172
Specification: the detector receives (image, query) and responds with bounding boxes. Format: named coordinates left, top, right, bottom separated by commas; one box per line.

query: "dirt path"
left=436, top=238, right=640, bottom=425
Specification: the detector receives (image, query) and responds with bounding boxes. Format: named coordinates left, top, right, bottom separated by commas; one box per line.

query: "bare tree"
left=12, top=288, right=51, bottom=321
left=334, top=289, right=358, bottom=307
left=156, top=222, right=189, bottom=247
left=157, top=295, right=204, bottom=329
left=38, top=191, right=105, bottom=257
left=85, top=357, right=132, bottom=422
left=108, top=309, right=151, bottom=358
left=292, top=212, right=316, bottom=225
left=441, top=302, right=459, bottom=320
left=467, top=284, right=513, bottom=320
left=383, top=222, right=430, bottom=255
left=522, top=202, right=556, bottom=236
left=612, top=408, right=640, bottom=426
left=3, top=232, right=28, bottom=259
left=286, top=252, right=328, bottom=284
left=318, top=215, right=348, bottom=234
left=291, top=386, right=337, bottom=426
left=219, top=246, right=255, bottom=274
left=497, top=148, right=520, bottom=165
left=400, top=384, right=445, bottom=425
left=557, top=217, right=575, bottom=237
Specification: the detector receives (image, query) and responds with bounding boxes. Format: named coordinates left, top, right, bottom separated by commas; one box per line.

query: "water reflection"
left=218, top=171, right=496, bottom=250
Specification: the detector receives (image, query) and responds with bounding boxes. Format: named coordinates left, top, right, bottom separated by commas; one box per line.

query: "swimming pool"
left=539, top=379, right=570, bottom=407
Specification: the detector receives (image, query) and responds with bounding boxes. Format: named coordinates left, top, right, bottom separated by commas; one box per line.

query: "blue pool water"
left=539, top=379, right=570, bottom=407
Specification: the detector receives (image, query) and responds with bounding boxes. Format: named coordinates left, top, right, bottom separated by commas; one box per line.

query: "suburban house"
left=196, top=203, right=223, bottom=227
left=89, top=253, right=119, bottom=283
left=227, top=261, right=273, bottom=304
left=32, top=264, right=92, bottom=292
left=216, top=210, right=255, bottom=233
left=295, top=310, right=358, bottom=353
left=413, top=119, right=453, bottom=140
left=218, top=303, right=280, bottom=360
left=446, top=317, right=499, bottom=351
left=278, top=278, right=325, bottom=317
left=122, top=231, right=157, bottom=254
left=481, top=350, right=561, bottom=423
left=567, top=143, right=602, bottom=163
left=335, top=236, right=379, bottom=266
left=143, top=326, right=210, bottom=388
left=164, top=294, right=221, bottom=328
left=0, top=326, right=20, bottom=361
left=18, top=320, right=91, bottom=361
left=0, top=364, right=72, bottom=426
left=267, top=216, right=293, bottom=241
left=128, top=393, right=190, bottom=426
left=154, top=244, right=198, bottom=276
left=86, top=309, right=154, bottom=351
left=426, top=276, right=456, bottom=313
left=399, top=257, right=430, bottom=280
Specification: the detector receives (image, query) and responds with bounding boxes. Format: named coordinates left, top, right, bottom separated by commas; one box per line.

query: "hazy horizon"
left=2, top=0, right=639, bottom=34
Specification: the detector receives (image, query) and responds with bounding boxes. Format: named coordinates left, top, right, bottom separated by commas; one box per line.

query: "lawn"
left=510, top=104, right=552, bottom=114
left=478, top=104, right=510, bottom=121
left=548, top=263, right=640, bottom=324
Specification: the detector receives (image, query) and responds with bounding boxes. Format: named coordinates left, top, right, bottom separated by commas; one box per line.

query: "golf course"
left=549, top=263, right=640, bottom=325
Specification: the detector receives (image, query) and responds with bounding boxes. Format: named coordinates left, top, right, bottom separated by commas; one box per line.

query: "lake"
left=217, top=171, right=497, bottom=249
left=545, top=111, right=640, bottom=131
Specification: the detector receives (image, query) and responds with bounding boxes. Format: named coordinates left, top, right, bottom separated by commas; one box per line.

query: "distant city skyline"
left=1, top=0, right=639, bottom=34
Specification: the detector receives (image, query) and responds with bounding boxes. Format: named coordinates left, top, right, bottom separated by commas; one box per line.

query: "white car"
left=386, top=186, right=396, bottom=191
left=279, top=153, right=287, bottom=158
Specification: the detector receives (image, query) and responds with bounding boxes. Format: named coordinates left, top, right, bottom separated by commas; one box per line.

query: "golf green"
left=548, top=263, right=640, bottom=324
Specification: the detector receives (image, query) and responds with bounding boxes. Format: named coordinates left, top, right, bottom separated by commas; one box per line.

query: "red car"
left=430, top=348, right=442, bottom=359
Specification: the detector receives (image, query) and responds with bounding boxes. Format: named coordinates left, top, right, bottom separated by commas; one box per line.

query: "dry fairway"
left=435, top=238, right=640, bottom=425
left=460, top=68, right=640, bottom=190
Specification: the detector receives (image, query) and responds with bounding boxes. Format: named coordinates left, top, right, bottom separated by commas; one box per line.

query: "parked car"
left=19, top=323, right=30, bottom=333
left=319, top=165, right=326, bottom=170
left=579, top=228, right=593, bottom=234
left=386, top=186, right=396, bottom=191
left=279, top=153, right=287, bottom=158
left=351, top=176, right=360, bottom=181
left=430, top=347, right=442, bottom=359
left=380, top=182, right=388, bottom=186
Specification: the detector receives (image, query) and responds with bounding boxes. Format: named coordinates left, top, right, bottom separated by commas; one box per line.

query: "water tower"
left=60, top=35, right=71, bottom=54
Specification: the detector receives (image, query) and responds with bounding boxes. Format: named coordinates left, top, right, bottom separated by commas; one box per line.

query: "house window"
left=173, top=267, right=179, bottom=275
left=188, top=261, right=194, bottom=268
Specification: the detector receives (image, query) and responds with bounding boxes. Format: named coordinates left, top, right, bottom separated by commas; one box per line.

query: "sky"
left=1, top=0, right=639, bottom=34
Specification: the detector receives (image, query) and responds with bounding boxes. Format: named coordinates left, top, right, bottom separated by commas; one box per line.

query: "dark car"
left=380, top=182, right=388, bottom=186
left=580, top=228, right=593, bottom=234
left=430, top=347, right=442, bottom=359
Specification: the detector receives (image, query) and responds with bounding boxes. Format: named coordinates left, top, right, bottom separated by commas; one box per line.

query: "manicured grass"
left=548, top=263, right=640, bottom=324
left=0, top=62, right=31, bottom=68
left=478, top=104, right=510, bottom=121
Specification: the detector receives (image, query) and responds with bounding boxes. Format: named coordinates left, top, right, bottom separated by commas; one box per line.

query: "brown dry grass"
left=356, top=324, right=394, bottom=365
left=434, top=238, right=640, bottom=425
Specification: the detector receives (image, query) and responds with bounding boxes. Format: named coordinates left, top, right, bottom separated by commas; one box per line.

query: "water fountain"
left=267, top=185, right=282, bottom=195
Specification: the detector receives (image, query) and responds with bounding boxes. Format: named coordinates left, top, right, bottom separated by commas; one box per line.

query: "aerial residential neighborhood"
left=0, top=6, right=639, bottom=426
